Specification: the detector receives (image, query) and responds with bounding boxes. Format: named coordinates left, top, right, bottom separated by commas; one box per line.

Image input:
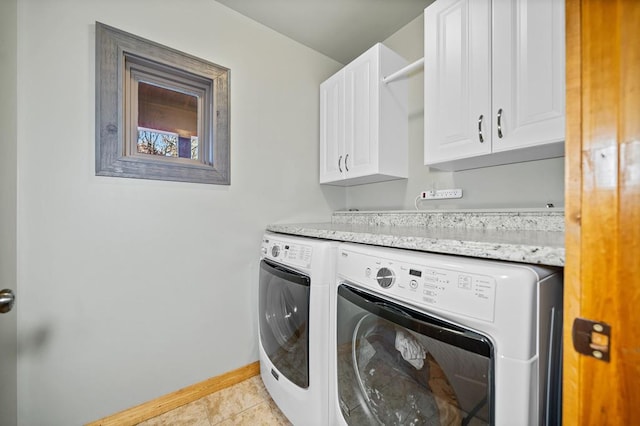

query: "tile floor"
left=137, top=376, right=292, bottom=426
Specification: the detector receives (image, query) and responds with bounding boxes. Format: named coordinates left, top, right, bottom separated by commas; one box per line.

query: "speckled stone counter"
left=266, top=209, right=565, bottom=267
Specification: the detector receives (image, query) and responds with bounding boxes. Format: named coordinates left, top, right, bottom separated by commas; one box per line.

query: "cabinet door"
left=344, top=47, right=378, bottom=178
left=424, top=0, right=492, bottom=165
left=491, top=0, right=565, bottom=152
left=319, top=70, right=345, bottom=183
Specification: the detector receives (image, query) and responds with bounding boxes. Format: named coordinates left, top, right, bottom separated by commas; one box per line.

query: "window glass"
left=137, top=82, right=200, bottom=160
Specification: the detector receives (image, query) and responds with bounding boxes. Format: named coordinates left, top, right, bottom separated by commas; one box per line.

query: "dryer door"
left=259, top=259, right=310, bottom=388
left=336, top=284, right=494, bottom=425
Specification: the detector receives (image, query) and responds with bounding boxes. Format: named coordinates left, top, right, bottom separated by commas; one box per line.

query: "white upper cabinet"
left=424, top=0, right=565, bottom=171
left=491, top=0, right=566, bottom=152
left=319, top=70, right=345, bottom=184
left=320, top=43, right=408, bottom=186
left=424, top=0, right=492, bottom=163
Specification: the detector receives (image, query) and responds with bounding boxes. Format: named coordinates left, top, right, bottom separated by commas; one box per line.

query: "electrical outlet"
left=420, top=189, right=463, bottom=200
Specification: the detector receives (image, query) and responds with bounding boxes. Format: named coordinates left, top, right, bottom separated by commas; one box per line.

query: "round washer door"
left=259, top=259, right=310, bottom=388
left=336, top=284, right=493, bottom=425
left=264, top=279, right=306, bottom=351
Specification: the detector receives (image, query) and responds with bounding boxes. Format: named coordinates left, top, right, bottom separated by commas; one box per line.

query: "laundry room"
left=1, top=0, right=637, bottom=425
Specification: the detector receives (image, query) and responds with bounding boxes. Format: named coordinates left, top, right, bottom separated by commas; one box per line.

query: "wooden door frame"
left=564, top=0, right=640, bottom=424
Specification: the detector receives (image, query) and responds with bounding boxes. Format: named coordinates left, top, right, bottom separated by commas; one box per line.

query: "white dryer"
left=330, top=243, right=563, bottom=425
left=258, top=232, right=337, bottom=425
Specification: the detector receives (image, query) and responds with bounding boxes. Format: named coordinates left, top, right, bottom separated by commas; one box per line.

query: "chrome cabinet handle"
left=497, top=108, right=503, bottom=138
left=478, top=115, right=484, bottom=143
left=0, top=289, right=15, bottom=314
left=338, top=155, right=343, bottom=173
left=345, top=154, right=349, bottom=172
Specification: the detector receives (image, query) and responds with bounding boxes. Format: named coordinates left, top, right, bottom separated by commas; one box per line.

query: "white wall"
left=15, top=0, right=343, bottom=424
left=345, top=14, right=565, bottom=210
left=0, top=0, right=18, bottom=424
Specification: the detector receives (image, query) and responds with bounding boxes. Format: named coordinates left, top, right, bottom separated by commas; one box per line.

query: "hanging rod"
left=382, top=57, right=425, bottom=84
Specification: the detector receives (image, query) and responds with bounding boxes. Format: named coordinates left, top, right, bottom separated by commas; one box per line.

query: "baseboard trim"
left=86, top=361, right=261, bottom=426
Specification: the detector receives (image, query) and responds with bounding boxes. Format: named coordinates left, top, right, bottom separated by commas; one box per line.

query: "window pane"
left=191, top=136, right=199, bottom=160
left=137, top=82, right=199, bottom=160
left=137, top=128, right=179, bottom=157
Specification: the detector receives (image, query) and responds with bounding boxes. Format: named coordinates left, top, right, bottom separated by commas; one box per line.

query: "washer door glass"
left=259, top=259, right=310, bottom=388
left=337, top=284, right=493, bottom=425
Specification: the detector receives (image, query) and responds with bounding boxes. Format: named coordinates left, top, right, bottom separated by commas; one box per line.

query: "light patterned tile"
left=265, top=398, right=292, bottom=425
left=244, top=375, right=271, bottom=399
left=201, top=376, right=271, bottom=424
left=137, top=399, right=210, bottom=426
left=215, top=400, right=292, bottom=426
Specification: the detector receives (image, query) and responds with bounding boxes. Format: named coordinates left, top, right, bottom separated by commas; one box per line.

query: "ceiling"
left=214, top=0, right=434, bottom=64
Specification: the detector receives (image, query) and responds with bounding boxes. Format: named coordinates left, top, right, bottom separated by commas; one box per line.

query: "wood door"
left=564, top=0, right=640, bottom=424
left=423, top=0, right=492, bottom=165
left=319, top=70, right=345, bottom=184
left=491, top=0, right=566, bottom=153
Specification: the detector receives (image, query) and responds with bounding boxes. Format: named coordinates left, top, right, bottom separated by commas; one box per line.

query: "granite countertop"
left=266, top=210, right=565, bottom=267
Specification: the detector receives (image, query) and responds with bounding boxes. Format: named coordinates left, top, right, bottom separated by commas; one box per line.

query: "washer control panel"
left=339, top=247, right=497, bottom=322
left=262, top=236, right=313, bottom=269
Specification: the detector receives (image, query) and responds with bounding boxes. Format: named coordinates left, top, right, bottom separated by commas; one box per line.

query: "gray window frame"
left=95, top=22, right=230, bottom=185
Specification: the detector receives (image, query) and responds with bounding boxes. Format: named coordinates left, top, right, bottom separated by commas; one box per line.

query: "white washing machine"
left=258, top=232, right=337, bottom=425
left=330, top=243, right=563, bottom=426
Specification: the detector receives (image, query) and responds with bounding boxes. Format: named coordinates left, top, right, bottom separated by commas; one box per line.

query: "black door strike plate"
left=572, top=317, right=611, bottom=362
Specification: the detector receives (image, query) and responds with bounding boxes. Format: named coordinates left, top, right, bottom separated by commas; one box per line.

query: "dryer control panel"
left=262, top=236, right=313, bottom=270
left=339, top=247, right=497, bottom=322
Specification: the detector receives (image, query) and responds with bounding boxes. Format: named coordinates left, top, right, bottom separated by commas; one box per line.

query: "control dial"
left=271, top=245, right=280, bottom=257
left=376, top=267, right=395, bottom=288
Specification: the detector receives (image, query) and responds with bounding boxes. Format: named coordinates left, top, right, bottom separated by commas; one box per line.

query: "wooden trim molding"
left=86, top=361, right=260, bottom=426
left=564, top=0, right=640, bottom=424
left=563, top=0, right=582, bottom=423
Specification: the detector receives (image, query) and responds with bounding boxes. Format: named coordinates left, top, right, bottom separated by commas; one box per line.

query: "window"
left=95, top=22, right=230, bottom=184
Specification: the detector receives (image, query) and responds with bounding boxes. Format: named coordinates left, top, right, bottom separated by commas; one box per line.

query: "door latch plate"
left=572, top=317, right=611, bottom=362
